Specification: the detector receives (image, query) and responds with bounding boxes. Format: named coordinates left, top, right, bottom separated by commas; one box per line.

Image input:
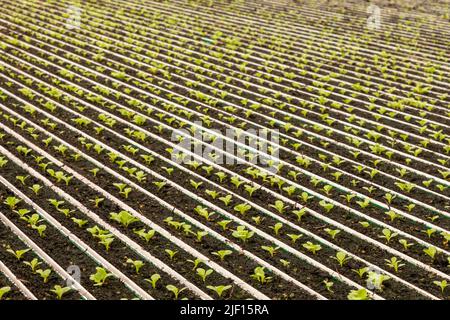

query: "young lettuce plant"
left=196, top=268, right=213, bottom=282
left=126, top=259, right=145, bottom=274
left=134, top=229, right=156, bottom=242
left=385, top=257, right=404, bottom=273
left=433, top=280, right=448, bottom=294
left=0, top=287, right=11, bottom=300
left=145, top=274, right=161, bottom=289
left=251, top=267, right=272, bottom=284
left=7, top=248, right=30, bottom=260
left=347, top=288, right=369, bottom=300
left=292, top=208, right=307, bottom=222
left=166, top=285, right=186, bottom=300
left=234, top=203, right=252, bottom=216
left=367, top=271, right=391, bottom=291
left=50, top=285, right=71, bottom=300
left=90, top=267, right=114, bottom=286
left=23, top=258, right=42, bottom=272
left=302, top=242, right=322, bottom=254
left=232, top=226, right=254, bottom=243
left=261, top=246, right=280, bottom=257
left=332, top=251, right=351, bottom=267
left=269, top=200, right=288, bottom=214
left=109, top=211, right=139, bottom=228
left=212, top=250, right=233, bottom=261
left=207, top=285, right=232, bottom=298
left=36, top=269, right=52, bottom=283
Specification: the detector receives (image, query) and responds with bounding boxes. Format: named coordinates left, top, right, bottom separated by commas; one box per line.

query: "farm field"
left=0, top=0, right=449, bottom=301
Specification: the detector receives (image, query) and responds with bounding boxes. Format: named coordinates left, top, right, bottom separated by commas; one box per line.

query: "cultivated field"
left=0, top=0, right=449, bottom=300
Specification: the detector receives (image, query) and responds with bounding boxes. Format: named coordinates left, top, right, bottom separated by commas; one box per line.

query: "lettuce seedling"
left=287, top=234, right=303, bottom=243
left=71, top=218, right=88, bottom=228
left=319, top=200, right=334, bottom=213
left=332, top=251, right=351, bottom=267
left=13, top=209, right=30, bottom=218
left=219, top=195, right=233, bottom=206
left=110, top=211, right=139, bottom=228
left=292, top=208, right=307, bottom=222
left=217, top=220, right=232, bottom=231
left=421, top=228, right=436, bottom=238
left=194, top=206, right=215, bottom=221
left=214, top=172, right=227, bottom=183
left=261, top=246, right=280, bottom=257
left=145, top=274, right=161, bottom=289
left=0, top=157, right=8, bottom=168
left=352, top=267, right=369, bottom=278
left=433, top=280, right=448, bottom=294
left=244, top=185, right=258, bottom=197
left=50, top=285, right=71, bottom=300
left=90, top=267, right=114, bottom=286
left=4, top=196, right=21, bottom=210
left=367, top=271, right=390, bottom=291
left=166, top=285, right=186, bottom=300
left=232, top=226, right=254, bottom=243
left=379, top=229, right=398, bottom=243
left=196, top=268, right=213, bottom=282
left=251, top=267, right=271, bottom=284
left=16, top=175, right=29, bottom=185
left=195, top=231, right=208, bottom=242
left=398, top=239, right=414, bottom=250
left=126, top=259, right=145, bottom=274
left=36, top=269, right=51, bottom=283
left=234, top=203, right=252, bottom=215
left=269, top=200, right=288, bottom=214
left=48, top=199, right=64, bottom=210
left=190, top=180, right=203, bottom=190
left=0, top=286, right=11, bottom=300
left=32, top=225, right=47, bottom=237
left=205, top=190, right=220, bottom=199
left=165, top=249, right=178, bottom=260
left=7, top=248, right=30, bottom=260
left=325, top=228, right=341, bottom=239
left=385, top=210, right=402, bottom=222
left=207, top=285, right=232, bottom=298
left=302, top=242, right=322, bottom=254
left=134, top=229, right=156, bottom=242
left=98, top=236, right=114, bottom=252
left=230, top=177, right=245, bottom=189
left=24, top=258, right=42, bottom=272
left=423, top=246, right=437, bottom=261
left=212, top=250, right=232, bottom=261
left=347, top=288, right=369, bottom=300
left=269, top=223, right=283, bottom=236
left=323, top=279, right=334, bottom=293
left=385, top=257, right=404, bottom=272
left=187, top=258, right=204, bottom=271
